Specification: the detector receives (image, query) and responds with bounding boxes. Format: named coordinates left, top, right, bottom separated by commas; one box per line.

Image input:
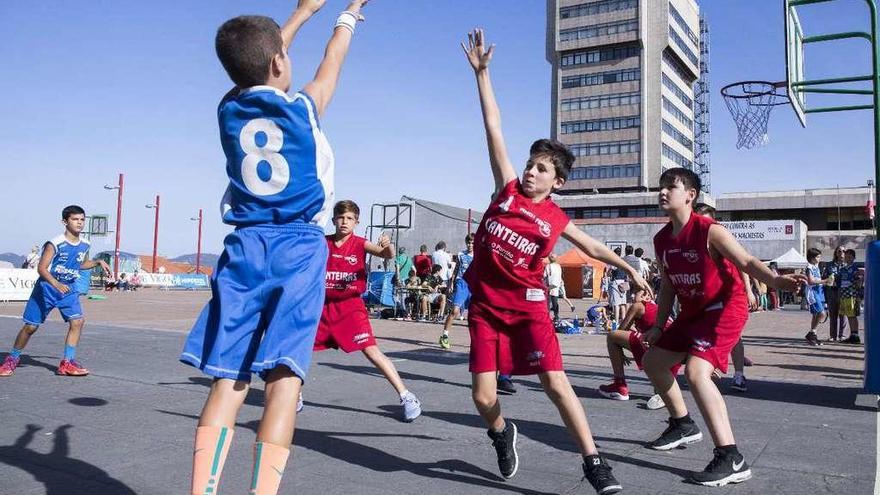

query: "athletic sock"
left=673, top=413, right=693, bottom=425
left=9, top=348, right=22, bottom=359
left=442, top=329, right=449, bottom=337
left=63, top=345, right=76, bottom=361
left=734, top=371, right=744, bottom=379
left=249, top=442, right=290, bottom=495
left=399, top=390, right=409, bottom=400
left=192, top=426, right=234, bottom=495
left=717, top=444, right=739, bottom=456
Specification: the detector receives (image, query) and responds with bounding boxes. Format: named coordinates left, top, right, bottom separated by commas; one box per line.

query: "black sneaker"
left=690, top=448, right=752, bottom=486
left=647, top=418, right=703, bottom=450
left=583, top=455, right=622, bottom=494
left=842, top=334, right=862, bottom=345
left=497, top=377, right=517, bottom=395
left=487, top=422, right=518, bottom=479
left=805, top=331, right=822, bottom=346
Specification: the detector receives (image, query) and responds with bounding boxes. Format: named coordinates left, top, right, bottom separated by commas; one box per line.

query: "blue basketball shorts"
left=22, top=280, right=83, bottom=325
left=180, top=223, right=328, bottom=382
left=807, top=287, right=826, bottom=315
left=452, top=278, right=471, bottom=310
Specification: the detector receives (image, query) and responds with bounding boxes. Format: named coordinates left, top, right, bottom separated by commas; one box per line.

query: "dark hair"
left=419, top=244, right=428, bottom=253
left=431, top=264, right=443, bottom=274
left=333, top=200, right=360, bottom=218
left=435, top=241, right=446, bottom=250
left=625, top=245, right=634, bottom=255
left=528, top=139, right=574, bottom=182
left=659, top=168, right=702, bottom=206
left=634, top=247, right=644, bottom=257
left=216, top=16, right=283, bottom=88
left=62, top=205, right=85, bottom=221
left=465, top=233, right=475, bottom=243
left=845, top=248, right=856, bottom=257
left=806, top=247, right=822, bottom=262
left=695, top=204, right=716, bottom=218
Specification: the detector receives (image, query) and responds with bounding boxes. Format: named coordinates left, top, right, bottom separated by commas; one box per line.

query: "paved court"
left=0, top=291, right=876, bottom=494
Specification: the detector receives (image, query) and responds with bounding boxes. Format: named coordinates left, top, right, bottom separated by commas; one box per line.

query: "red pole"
left=196, top=209, right=203, bottom=275
left=467, top=208, right=472, bottom=235
left=151, top=195, right=160, bottom=273
left=114, top=173, right=124, bottom=277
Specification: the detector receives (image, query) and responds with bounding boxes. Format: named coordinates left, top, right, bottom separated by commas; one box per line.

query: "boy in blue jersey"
left=439, top=233, right=474, bottom=349
left=178, top=1, right=370, bottom=494
left=0, top=205, right=110, bottom=377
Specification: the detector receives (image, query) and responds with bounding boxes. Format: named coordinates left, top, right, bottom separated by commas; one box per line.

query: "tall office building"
left=546, top=0, right=706, bottom=219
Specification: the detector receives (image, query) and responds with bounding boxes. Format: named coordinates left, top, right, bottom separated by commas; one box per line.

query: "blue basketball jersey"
left=218, top=86, right=334, bottom=227
left=457, top=250, right=474, bottom=276
left=45, top=235, right=90, bottom=285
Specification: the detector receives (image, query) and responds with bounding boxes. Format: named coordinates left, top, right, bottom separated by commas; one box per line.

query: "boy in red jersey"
left=313, top=200, right=422, bottom=422
left=597, top=289, right=679, bottom=407
left=462, top=29, right=651, bottom=494
left=642, top=168, right=803, bottom=487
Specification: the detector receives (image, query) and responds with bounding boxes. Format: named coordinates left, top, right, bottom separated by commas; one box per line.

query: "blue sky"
left=0, top=0, right=875, bottom=257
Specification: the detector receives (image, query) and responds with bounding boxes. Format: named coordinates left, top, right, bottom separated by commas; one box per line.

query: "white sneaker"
left=400, top=391, right=421, bottom=422
left=296, top=392, right=304, bottom=413
left=646, top=394, right=665, bottom=410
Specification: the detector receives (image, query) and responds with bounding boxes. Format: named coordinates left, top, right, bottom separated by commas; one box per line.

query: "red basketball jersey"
left=325, top=234, right=367, bottom=302
left=653, top=213, right=747, bottom=318
left=464, top=179, right=570, bottom=311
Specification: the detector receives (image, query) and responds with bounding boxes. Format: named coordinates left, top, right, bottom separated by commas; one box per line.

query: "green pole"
left=867, top=0, right=880, bottom=238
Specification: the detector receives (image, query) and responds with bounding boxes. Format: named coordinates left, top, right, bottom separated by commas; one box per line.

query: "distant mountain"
left=0, top=252, right=25, bottom=267
left=171, top=253, right=220, bottom=267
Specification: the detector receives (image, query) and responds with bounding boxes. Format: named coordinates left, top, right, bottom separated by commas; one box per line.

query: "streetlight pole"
left=190, top=209, right=203, bottom=275
left=145, top=195, right=160, bottom=273
left=103, top=173, right=124, bottom=276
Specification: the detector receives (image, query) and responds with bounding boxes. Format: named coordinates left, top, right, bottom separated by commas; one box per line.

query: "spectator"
left=609, top=247, right=629, bottom=323
left=24, top=245, right=40, bottom=269
left=823, top=246, right=847, bottom=341
left=768, top=262, right=782, bottom=310
left=804, top=248, right=829, bottom=346
left=117, top=273, right=129, bottom=292
left=129, top=272, right=142, bottom=291
left=622, top=245, right=641, bottom=273
left=634, top=248, right=651, bottom=281
left=419, top=264, right=447, bottom=321
left=395, top=247, right=414, bottom=284
left=431, top=241, right=453, bottom=283
left=838, top=249, right=863, bottom=344
left=543, top=253, right=563, bottom=321
left=401, top=271, right=423, bottom=319
left=413, top=244, right=432, bottom=278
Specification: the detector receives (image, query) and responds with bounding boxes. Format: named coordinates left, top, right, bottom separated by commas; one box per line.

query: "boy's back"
left=219, top=87, right=333, bottom=227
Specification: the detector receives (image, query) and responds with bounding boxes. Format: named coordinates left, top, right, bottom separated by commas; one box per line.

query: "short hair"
left=465, top=233, right=475, bottom=243
left=419, top=244, right=428, bottom=253
left=845, top=248, right=856, bottom=257
left=659, top=168, right=702, bottom=203
left=333, top=200, right=360, bottom=219
left=431, top=264, right=443, bottom=274
left=62, top=205, right=85, bottom=221
left=625, top=245, right=634, bottom=255
left=634, top=247, right=644, bottom=257
left=528, top=139, right=574, bottom=182
left=435, top=241, right=446, bottom=250
left=695, top=204, right=716, bottom=218
left=215, top=16, right=283, bottom=88
left=807, top=247, right=822, bottom=262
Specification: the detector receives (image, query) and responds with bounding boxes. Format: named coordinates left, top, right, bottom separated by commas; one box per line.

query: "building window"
left=562, top=68, right=640, bottom=89
left=560, top=19, right=639, bottom=42
left=668, top=26, right=699, bottom=66
left=561, top=92, right=640, bottom=111
left=561, top=45, right=640, bottom=68
left=668, top=3, right=699, bottom=45
left=662, top=96, right=693, bottom=130
left=662, top=119, right=694, bottom=150
left=568, top=164, right=641, bottom=180
left=561, top=116, right=641, bottom=134
left=661, top=73, right=693, bottom=109
left=569, top=140, right=640, bottom=157
left=662, top=51, right=694, bottom=84
left=560, top=0, right=638, bottom=19
left=662, top=143, right=693, bottom=169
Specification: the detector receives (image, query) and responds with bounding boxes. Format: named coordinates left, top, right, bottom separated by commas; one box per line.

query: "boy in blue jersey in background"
left=439, top=233, right=474, bottom=349
left=0, top=205, right=110, bottom=377
left=178, top=1, right=370, bottom=494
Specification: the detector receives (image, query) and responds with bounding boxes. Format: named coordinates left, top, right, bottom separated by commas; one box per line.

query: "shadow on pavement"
left=0, top=424, right=136, bottom=495
left=318, top=362, right=472, bottom=390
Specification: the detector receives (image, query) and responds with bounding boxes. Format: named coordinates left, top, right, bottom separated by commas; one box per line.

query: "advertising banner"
left=172, top=274, right=209, bottom=289
left=0, top=269, right=39, bottom=301
left=719, top=220, right=797, bottom=241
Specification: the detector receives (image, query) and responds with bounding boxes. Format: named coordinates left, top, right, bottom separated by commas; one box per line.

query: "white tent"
left=769, top=248, right=808, bottom=269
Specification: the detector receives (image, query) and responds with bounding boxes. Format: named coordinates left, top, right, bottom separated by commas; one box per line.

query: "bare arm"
left=36, top=244, right=68, bottom=294
left=708, top=224, right=804, bottom=292
left=643, top=268, right=676, bottom=346
left=302, top=0, right=369, bottom=117
left=739, top=270, right=758, bottom=311
left=365, top=233, right=394, bottom=259
left=618, top=301, right=645, bottom=332
left=280, top=1, right=326, bottom=51
left=561, top=222, right=653, bottom=298
left=81, top=258, right=111, bottom=275
left=462, top=29, right=517, bottom=194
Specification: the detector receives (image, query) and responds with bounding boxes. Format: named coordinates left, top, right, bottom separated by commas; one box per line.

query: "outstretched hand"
left=461, top=28, right=494, bottom=72
left=345, top=0, right=369, bottom=16
left=297, top=0, right=327, bottom=14
left=775, top=274, right=806, bottom=292
left=377, top=233, right=391, bottom=248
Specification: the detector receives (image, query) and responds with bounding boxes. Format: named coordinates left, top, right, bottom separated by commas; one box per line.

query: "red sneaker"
left=0, top=355, right=20, bottom=377
left=57, top=359, right=89, bottom=376
left=598, top=381, right=629, bottom=400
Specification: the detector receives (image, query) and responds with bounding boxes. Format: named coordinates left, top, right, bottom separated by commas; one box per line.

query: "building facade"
left=546, top=0, right=703, bottom=207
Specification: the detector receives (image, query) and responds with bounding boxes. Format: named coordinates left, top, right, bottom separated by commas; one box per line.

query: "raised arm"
left=365, top=233, right=395, bottom=259
left=302, top=0, right=369, bottom=117
left=462, top=29, right=517, bottom=195
left=561, top=222, right=653, bottom=298
left=280, top=0, right=326, bottom=51
left=707, top=224, right=804, bottom=292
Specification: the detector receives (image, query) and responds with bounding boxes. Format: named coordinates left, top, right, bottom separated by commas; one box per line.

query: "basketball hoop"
left=721, top=81, right=790, bottom=149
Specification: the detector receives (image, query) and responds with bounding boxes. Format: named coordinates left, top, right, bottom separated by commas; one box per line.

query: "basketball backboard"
left=784, top=0, right=807, bottom=126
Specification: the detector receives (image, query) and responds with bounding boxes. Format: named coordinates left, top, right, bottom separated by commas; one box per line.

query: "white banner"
left=0, top=268, right=39, bottom=301
left=139, top=273, right=174, bottom=287
left=720, top=220, right=797, bottom=241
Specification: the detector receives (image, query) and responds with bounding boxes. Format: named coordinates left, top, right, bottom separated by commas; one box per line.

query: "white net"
left=722, top=82, right=788, bottom=149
